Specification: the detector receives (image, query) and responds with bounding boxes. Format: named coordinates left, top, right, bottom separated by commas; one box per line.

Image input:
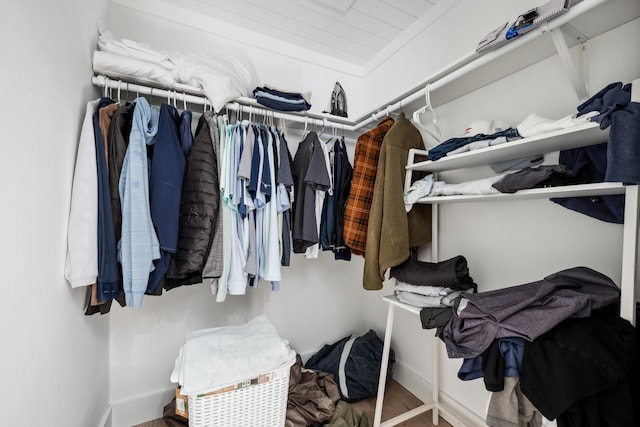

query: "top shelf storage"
left=406, top=122, right=609, bottom=173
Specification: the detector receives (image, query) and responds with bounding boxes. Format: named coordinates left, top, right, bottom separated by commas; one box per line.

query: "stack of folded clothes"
left=390, top=255, right=477, bottom=308
left=253, top=85, right=312, bottom=112
left=390, top=255, right=477, bottom=336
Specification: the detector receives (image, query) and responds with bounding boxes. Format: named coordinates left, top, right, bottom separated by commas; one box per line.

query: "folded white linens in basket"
left=171, top=314, right=295, bottom=395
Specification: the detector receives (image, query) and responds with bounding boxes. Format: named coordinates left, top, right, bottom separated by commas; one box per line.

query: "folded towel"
left=170, top=314, right=295, bottom=395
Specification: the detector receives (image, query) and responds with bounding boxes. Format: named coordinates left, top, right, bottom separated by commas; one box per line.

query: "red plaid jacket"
left=343, top=116, right=395, bottom=256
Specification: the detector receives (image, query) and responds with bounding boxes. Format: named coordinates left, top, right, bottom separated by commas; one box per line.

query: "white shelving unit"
left=404, top=123, right=639, bottom=322
left=403, top=125, right=639, bottom=323
left=372, top=121, right=640, bottom=427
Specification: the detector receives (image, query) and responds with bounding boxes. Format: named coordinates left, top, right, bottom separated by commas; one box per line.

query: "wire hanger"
left=412, top=83, right=442, bottom=147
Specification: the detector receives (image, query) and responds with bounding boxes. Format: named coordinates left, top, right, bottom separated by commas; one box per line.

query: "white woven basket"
left=187, top=357, right=294, bottom=427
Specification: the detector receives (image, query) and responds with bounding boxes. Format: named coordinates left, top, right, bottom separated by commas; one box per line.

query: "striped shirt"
left=343, top=116, right=395, bottom=255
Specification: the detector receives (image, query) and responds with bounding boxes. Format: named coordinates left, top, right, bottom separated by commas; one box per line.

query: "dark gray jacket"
left=442, top=266, right=621, bottom=359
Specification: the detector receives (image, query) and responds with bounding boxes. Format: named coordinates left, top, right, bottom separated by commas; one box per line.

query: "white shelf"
left=407, top=122, right=608, bottom=173
left=415, top=182, right=627, bottom=204
left=382, top=295, right=421, bottom=315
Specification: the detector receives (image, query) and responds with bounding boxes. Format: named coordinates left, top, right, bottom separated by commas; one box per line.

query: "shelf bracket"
left=547, top=25, right=589, bottom=101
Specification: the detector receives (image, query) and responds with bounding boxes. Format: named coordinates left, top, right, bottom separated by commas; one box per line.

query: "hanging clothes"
left=201, top=111, right=225, bottom=290
left=146, top=103, right=192, bottom=294
left=65, top=99, right=100, bottom=290
left=225, top=123, right=249, bottom=295
left=291, top=131, right=331, bottom=253
left=305, top=130, right=333, bottom=259
left=94, top=97, right=121, bottom=304
left=164, top=114, right=218, bottom=291
left=320, top=136, right=353, bottom=261
left=86, top=101, right=136, bottom=315
left=362, top=113, right=432, bottom=290
left=343, top=117, right=394, bottom=256
left=214, top=115, right=233, bottom=302
left=86, top=100, right=128, bottom=315
left=258, top=125, right=282, bottom=288
left=275, top=128, right=295, bottom=267
left=118, top=97, right=160, bottom=307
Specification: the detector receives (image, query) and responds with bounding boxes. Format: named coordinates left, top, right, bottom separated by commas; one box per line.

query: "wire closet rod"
left=91, top=75, right=358, bottom=132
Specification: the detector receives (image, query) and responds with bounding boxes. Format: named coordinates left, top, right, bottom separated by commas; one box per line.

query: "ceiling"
left=156, top=0, right=441, bottom=66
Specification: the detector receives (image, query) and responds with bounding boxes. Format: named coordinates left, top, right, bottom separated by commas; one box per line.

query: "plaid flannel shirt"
left=343, top=116, right=395, bottom=255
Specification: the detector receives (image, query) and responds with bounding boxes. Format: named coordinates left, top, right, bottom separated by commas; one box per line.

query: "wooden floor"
left=350, top=379, right=452, bottom=427
left=136, top=379, right=452, bottom=427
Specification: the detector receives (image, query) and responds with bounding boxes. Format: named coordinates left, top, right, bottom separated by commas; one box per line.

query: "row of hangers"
left=101, top=76, right=348, bottom=139
left=100, top=76, right=441, bottom=145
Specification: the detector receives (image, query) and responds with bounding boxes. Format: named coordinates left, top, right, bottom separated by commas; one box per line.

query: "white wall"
left=361, top=2, right=640, bottom=421
left=362, top=0, right=542, bottom=110
left=3, top=1, right=634, bottom=425
left=104, top=4, right=379, bottom=426
left=0, top=1, right=111, bottom=426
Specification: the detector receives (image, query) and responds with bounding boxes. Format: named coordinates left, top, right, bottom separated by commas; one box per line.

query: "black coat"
left=164, top=115, right=219, bottom=290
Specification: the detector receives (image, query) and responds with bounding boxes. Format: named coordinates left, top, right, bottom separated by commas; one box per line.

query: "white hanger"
left=412, top=83, right=442, bottom=148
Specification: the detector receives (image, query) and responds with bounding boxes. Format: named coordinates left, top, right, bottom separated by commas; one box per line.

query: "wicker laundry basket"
left=186, top=356, right=295, bottom=427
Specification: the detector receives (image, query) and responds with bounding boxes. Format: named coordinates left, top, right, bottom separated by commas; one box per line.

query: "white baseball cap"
left=464, top=119, right=510, bottom=137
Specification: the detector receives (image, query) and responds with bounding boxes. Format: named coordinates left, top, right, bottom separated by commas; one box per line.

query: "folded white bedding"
left=98, top=25, right=176, bottom=71
left=94, top=23, right=261, bottom=112
left=93, top=50, right=177, bottom=89
left=170, top=315, right=295, bottom=395
left=173, top=51, right=253, bottom=112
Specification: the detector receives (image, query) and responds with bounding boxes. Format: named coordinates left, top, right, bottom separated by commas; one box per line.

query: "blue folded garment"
left=252, top=86, right=311, bottom=112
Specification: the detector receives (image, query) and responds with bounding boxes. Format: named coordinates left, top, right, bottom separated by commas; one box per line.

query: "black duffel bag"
left=305, top=329, right=394, bottom=402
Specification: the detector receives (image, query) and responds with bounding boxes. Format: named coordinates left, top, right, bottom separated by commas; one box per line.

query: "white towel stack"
left=170, top=315, right=295, bottom=395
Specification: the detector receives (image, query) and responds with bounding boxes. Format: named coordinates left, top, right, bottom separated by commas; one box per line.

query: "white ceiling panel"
left=351, top=0, right=423, bottom=30
left=292, top=0, right=404, bottom=41
left=149, top=0, right=442, bottom=66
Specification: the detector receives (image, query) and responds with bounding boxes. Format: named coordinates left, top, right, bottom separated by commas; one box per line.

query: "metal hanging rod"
left=91, top=75, right=357, bottom=132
